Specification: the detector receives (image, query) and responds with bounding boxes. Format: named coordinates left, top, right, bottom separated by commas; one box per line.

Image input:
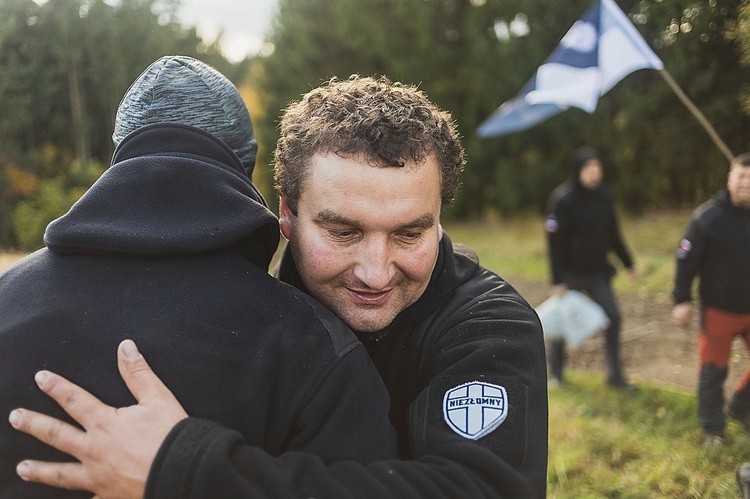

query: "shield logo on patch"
left=443, top=381, right=508, bottom=440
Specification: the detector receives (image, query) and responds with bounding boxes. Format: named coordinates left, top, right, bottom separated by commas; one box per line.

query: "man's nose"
left=352, top=238, right=395, bottom=290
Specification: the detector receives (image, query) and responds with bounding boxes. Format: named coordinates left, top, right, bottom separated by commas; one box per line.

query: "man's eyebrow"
left=401, top=214, right=436, bottom=230
left=314, top=210, right=435, bottom=230
left=315, top=210, right=357, bottom=226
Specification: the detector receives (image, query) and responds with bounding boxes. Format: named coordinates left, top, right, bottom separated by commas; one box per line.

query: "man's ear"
left=278, top=195, right=292, bottom=240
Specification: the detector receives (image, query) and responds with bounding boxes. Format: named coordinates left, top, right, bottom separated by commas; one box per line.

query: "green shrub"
left=11, top=160, right=104, bottom=251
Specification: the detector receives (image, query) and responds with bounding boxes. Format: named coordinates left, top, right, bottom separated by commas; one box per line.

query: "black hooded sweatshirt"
left=673, top=188, right=750, bottom=313
left=545, top=150, right=633, bottom=284
left=0, top=124, right=396, bottom=498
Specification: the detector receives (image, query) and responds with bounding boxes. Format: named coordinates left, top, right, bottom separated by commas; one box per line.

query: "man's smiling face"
left=280, top=151, right=442, bottom=333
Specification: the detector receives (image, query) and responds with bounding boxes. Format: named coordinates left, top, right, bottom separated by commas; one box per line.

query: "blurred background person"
left=544, top=147, right=637, bottom=390
left=673, top=152, right=750, bottom=446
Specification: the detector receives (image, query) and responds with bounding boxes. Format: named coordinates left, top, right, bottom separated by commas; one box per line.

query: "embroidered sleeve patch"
left=676, top=238, right=692, bottom=259
left=442, top=381, right=508, bottom=440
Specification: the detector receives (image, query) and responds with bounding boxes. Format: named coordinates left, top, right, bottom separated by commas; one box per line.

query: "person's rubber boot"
left=703, top=431, right=724, bottom=449
left=547, top=338, right=565, bottom=387
left=736, top=462, right=750, bottom=499
left=607, top=376, right=636, bottom=391
left=699, top=365, right=728, bottom=436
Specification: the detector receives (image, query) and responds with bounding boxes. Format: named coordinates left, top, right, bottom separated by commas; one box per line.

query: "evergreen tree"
left=0, top=0, right=242, bottom=249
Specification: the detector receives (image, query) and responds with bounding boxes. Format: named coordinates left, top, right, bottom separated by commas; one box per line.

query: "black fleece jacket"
left=145, top=233, right=549, bottom=498
left=0, top=124, right=396, bottom=498
left=545, top=180, right=633, bottom=284
left=673, top=188, right=750, bottom=313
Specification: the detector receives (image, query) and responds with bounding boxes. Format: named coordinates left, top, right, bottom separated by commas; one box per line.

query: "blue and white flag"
left=477, top=0, right=664, bottom=137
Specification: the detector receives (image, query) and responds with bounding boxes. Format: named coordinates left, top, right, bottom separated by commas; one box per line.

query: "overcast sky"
left=175, top=0, right=279, bottom=62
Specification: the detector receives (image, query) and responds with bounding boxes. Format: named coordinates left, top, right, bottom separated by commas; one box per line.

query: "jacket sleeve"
left=147, top=418, right=533, bottom=498
left=609, top=207, right=634, bottom=270
left=673, top=212, right=706, bottom=304
left=147, top=288, right=548, bottom=498
left=405, top=281, right=549, bottom=497
left=146, top=341, right=400, bottom=498
left=545, top=190, right=569, bottom=284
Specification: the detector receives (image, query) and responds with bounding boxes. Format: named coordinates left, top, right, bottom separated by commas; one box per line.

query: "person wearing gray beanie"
left=0, top=58, right=398, bottom=497
left=113, top=55, right=258, bottom=176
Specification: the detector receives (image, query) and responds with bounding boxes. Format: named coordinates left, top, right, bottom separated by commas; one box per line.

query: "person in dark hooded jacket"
left=672, top=152, right=750, bottom=445
left=0, top=56, right=397, bottom=498
left=544, top=146, right=637, bottom=389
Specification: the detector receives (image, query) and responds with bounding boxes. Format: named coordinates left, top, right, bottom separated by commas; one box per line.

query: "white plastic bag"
left=536, top=290, right=610, bottom=348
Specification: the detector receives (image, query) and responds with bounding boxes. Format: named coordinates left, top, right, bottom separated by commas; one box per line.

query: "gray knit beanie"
left=113, top=55, right=257, bottom=175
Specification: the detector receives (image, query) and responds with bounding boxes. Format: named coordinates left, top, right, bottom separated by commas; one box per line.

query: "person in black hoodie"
left=673, top=152, right=750, bottom=446
left=11, top=76, right=548, bottom=498
left=544, top=147, right=637, bottom=389
left=0, top=57, right=397, bottom=498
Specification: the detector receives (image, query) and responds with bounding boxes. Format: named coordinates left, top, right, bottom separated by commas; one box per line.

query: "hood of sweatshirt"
left=45, top=123, right=279, bottom=267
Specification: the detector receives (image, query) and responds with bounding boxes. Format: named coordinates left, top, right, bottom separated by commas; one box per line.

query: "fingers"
left=117, top=340, right=179, bottom=406
left=16, top=459, right=91, bottom=492
left=8, top=408, right=86, bottom=459
left=32, top=370, right=108, bottom=428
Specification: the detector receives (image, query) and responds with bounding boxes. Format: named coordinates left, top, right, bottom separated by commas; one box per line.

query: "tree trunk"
left=69, top=66, right=90, bottom=166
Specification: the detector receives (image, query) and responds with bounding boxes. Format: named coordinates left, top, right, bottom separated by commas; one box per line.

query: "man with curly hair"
left=12, top=76, right=548, bottom=498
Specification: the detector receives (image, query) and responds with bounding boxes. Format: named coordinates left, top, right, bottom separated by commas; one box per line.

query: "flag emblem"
left=443, top=381, right=508, bottom=440
left=676, top=238, right=693, bottom=259
left=544, top=216, right=559, bottom=233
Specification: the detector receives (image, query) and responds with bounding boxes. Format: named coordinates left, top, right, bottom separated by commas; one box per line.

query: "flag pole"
left=657, top=68, right=734, bottom=163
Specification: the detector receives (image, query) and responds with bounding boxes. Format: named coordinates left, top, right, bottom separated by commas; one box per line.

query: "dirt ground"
left=510, top=277, right=750, bottom=394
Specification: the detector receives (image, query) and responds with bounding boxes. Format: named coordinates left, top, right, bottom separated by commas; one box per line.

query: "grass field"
left=548, top=372, right=750, bottom=498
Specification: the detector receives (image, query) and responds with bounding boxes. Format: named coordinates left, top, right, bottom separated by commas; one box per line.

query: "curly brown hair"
left=274, top=75, right=465, bottom=214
